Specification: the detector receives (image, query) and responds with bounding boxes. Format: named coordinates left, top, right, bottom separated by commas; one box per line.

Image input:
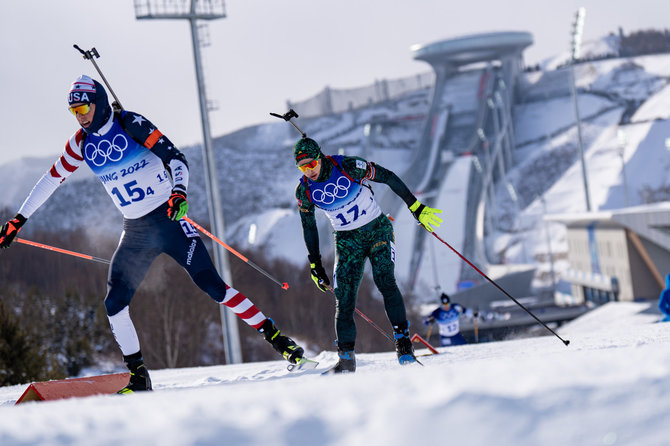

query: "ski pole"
left=73, top=44, right=124, bottom=112
left=16, top=238, right=110, bottom=265
left=182, top=216, right=290, bottom=290
left=323, top=286, right=395, bottom=343
left=270, top=109, right=307, bottom=138
left=428, top=229, right=570, bottom=346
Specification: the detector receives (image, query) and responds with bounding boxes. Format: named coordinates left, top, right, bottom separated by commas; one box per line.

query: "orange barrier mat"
left=15, top=373, right=130, bottom=404
left=411, top=333, right=439, bottom=354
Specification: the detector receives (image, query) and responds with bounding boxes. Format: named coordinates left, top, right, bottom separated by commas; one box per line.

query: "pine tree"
left=0, top=299, right=49, bottom=386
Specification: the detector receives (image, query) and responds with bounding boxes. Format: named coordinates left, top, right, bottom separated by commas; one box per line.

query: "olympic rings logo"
left=312, top=176, right=351, bottom=205
left=84, top=134, right=129, bottom=167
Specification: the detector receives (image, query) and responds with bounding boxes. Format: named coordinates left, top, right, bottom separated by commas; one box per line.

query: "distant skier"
left=658, top=273, right=670, bottom=322
left=0, top=75, right=305, bottom=393
left=292, top=137, right=443, bottom=372
left=424, top=293, right=508, bottom=346
left=423, top=293, right=470, bottom=346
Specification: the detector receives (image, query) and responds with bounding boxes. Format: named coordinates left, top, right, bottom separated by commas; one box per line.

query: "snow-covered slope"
left=496, top=51, right=670, bottom=290
left=0, top=302, right=668, bottom=446
left=4, top=39, right=670, bottom=301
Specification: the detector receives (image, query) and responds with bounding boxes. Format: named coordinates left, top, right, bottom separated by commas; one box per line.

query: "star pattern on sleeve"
left=132, top=114, right=146, bottom=126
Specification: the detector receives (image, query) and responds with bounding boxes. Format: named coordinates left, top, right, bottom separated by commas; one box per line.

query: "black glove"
left=167, top=192, right=189, bottom=221
left=308, top=254, right=330, bottom=292
left=0, top=213, right=27, bottom=249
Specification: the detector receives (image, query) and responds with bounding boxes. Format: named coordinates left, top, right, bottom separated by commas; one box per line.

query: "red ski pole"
left=427, top=229, right=570, bottom=346
left=16, top=238, right=111, bottom=265
left=182, top=216, right=289, bottom=290
left=324, top=286, right=394, bottom=343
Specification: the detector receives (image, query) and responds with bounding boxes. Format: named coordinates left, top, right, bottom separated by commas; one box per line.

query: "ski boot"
left=118, top=351, right=152, bottom=394
left=258, top=318, right=305, bottom=364
left=393, top=322, right=418, bottom=365
left=323, top=345, right=356, bottom=374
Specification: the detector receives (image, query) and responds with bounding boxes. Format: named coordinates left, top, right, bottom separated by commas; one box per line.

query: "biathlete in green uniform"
left=293, top=137, right=443, bottom=373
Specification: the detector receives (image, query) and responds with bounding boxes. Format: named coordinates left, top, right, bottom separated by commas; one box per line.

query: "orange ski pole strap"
left=182, top=216, right=289, bottom=290
left=16, top=238, right=110, bottom=265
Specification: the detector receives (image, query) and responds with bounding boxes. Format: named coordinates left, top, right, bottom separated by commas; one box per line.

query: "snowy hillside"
left=0, top=301, right=668, bottom=446
left=497, top=51, right=670, bottom=290
left=4, top=37, right=670, bottom=302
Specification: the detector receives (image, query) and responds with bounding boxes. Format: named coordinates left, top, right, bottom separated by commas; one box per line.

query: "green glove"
left=409, top=200, right=443, bottom=232
left=167, top=192, right=189, bottom=221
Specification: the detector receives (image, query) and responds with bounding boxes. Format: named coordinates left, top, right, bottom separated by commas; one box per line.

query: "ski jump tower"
left=392, top=31, right=533, bottom=291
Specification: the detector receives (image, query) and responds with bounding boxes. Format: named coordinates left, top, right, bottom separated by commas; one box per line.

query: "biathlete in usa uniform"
left=424, top=293, right=468, bottom=346
left=293, top=137, right=444, bottom=373
left=423, top=293, right=509, bottom=346
left=0, top=75, right=304, bottom=393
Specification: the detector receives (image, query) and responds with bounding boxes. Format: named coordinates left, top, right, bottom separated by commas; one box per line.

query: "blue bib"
left=304, top=155, right=381, bottom=230
left=83, top=118, right=172, bottom=218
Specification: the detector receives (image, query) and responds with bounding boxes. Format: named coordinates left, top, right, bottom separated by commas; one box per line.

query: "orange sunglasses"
left=69, top=103, right=91, bottom=116
left=297, top=159, right=320, bottom=172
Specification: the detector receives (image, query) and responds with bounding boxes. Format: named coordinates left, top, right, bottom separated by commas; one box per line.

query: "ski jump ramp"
left=394, top=155, right=472, bottom=294
left=393, top=31, right=533, bottom=295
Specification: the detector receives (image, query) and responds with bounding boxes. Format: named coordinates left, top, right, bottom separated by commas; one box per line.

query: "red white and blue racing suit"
left=18, top=111, right=266, bottom=356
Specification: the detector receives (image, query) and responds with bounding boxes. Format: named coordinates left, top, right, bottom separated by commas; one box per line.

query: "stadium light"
left=617, top=129, right=630, bottom=207
left=568, top=7, right=592, bottom=212
left=571, top=8, right=586, bottom=61
left=133, top=0, right=243, bottom=365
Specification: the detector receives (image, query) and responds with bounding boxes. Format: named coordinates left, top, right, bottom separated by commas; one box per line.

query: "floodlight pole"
left=569, top=7, right=592, bottom=212
left=617, top=129, right=630, bottom=207
left=188, top=14, right=243, bottom=365
left=134, top=0, right=242, bottom=364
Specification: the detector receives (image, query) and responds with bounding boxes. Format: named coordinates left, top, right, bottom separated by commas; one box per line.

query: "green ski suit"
left=295, top=155, right=420, bottom=350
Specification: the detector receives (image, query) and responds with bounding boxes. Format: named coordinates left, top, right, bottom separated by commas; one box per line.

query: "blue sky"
left=1, top=0, right=668, bottom=164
